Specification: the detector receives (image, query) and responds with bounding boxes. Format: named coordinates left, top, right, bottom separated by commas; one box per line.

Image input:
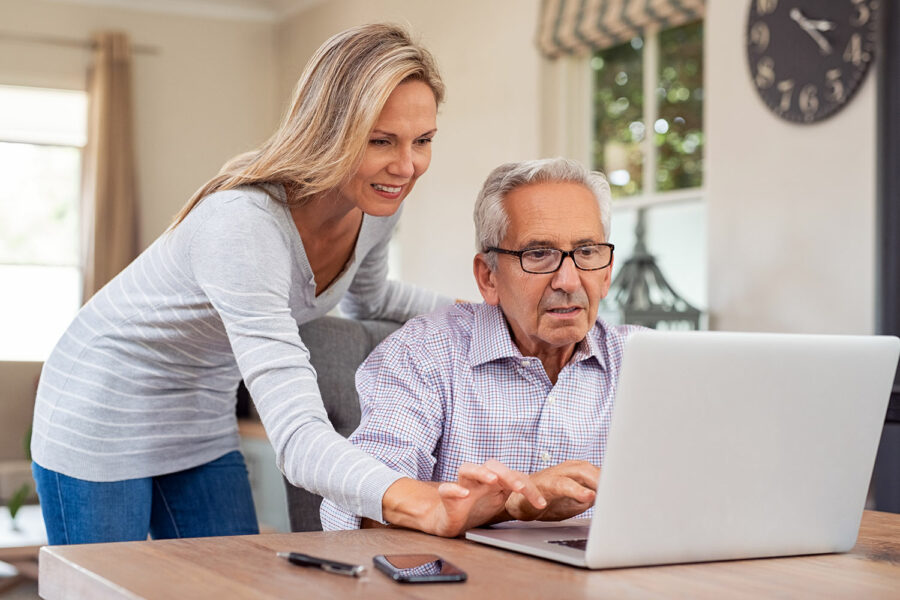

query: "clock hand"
left=807, top=18, right=836, bottom=33
left=789, top=8, right=833, bottom=55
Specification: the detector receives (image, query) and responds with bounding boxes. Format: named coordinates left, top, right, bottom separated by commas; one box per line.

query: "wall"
left=0, top=0, right=279, bottom=247
left=705, top=0, right=877, bottom=334
left=276, top=0, right=542, bottom=300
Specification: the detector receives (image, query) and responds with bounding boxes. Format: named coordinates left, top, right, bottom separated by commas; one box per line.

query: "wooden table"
left=38, top=510, right=900, bottom=599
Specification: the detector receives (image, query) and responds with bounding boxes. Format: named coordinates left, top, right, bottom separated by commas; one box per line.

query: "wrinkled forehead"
left=502, top=182, right=606, bottom=247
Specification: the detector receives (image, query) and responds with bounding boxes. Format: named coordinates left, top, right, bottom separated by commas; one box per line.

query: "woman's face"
left=340, top=80, right=438, bottom=216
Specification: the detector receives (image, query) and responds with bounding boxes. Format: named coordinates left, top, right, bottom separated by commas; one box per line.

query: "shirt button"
left=520, top=359, right=531, bottom=367
left=546, top=393, right=555, bottom=404
left=541, top=451, right=552, bottom=463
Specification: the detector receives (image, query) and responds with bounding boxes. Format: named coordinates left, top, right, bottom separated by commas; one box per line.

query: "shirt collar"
left=469, top=304, right=522, bottom=367
left=469, top=303, right=608, bottom=371
left=579, top=321, right=609, bottom=371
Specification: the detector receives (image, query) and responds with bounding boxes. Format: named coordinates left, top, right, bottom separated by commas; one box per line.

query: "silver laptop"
left=466, top=330, right=900, bottom=569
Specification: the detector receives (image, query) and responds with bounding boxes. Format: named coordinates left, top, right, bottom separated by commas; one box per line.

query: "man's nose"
left=388, top=146, right=415, bottom=178
left=550, top=254, right=581, bottom=293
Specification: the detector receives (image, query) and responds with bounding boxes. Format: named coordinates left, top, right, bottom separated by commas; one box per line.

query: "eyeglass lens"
left=521, top=245, right=612, bottom=273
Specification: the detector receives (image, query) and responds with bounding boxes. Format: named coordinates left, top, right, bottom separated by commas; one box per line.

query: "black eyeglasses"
left=486, top=243, right=614, bottom=274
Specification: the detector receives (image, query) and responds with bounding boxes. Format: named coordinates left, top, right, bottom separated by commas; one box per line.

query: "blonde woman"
left=31, top=24, right=544, bottom=545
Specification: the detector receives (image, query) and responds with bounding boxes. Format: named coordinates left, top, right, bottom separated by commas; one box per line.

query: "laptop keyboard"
left=548, top=538, right=588, bottom=551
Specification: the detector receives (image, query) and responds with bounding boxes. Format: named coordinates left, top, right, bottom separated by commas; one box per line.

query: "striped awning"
left=537, top=0, right=705, bottom=58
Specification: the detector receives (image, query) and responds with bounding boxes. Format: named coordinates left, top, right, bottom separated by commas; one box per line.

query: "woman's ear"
left=473, top=254, right=500, bottom=306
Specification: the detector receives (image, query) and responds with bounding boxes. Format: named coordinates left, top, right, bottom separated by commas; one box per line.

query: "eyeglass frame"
left=485, top=243, right=615, bottom=274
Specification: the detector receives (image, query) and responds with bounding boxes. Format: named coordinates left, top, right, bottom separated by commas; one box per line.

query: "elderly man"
left=321, top=157, right=643, bottom=530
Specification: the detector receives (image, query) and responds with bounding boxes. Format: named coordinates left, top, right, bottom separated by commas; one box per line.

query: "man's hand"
left=381, top=460, right=547, bottom=537
left=432, top=460, right=547, bottom=534
left=504, top=460, right=599, bottom=522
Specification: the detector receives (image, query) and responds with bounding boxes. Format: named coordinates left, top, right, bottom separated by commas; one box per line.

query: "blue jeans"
left=32, top=451, right=259, bottom=545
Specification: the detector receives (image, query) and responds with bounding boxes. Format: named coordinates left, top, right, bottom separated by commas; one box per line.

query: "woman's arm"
left=189, top=199, right=406, bottom=522
left=188, top=198, right=541, bottom=535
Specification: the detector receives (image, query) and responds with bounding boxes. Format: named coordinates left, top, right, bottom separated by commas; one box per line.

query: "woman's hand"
left=381, top=460, right=546, bottom=537
left=503, top=460, right=599, bottom=522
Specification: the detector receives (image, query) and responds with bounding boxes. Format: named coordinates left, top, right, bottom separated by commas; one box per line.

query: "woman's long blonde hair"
left=170, top=23, right=444, bottom=228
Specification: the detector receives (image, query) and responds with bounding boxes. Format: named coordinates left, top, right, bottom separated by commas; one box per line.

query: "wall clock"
left=746, top=0, right=879, bottom=123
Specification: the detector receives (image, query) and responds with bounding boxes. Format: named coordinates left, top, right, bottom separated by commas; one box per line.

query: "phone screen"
left=373, top=554, right=467, bottom=583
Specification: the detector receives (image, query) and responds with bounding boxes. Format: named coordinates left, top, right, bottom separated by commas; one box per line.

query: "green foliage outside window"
left=657, top=22, right=704, bottom=192
left=592, top=21, right=704, bottom=198
left=592, top=38, right=644, bottom=196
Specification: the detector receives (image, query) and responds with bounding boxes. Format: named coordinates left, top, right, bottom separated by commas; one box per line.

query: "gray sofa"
left=282, top=316, right=402, bottom=531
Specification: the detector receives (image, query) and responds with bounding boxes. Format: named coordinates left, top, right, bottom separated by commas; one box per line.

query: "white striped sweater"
left=31, top=184, right=449, bottom=522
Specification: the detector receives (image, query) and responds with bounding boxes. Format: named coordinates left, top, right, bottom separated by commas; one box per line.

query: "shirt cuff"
left=320, top=498, right=363, bottom=531
left=356, top=463, right=406, bottom=523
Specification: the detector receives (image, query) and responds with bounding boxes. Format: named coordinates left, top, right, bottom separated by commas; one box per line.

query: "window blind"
left=537, top=0, right=705, bottom=58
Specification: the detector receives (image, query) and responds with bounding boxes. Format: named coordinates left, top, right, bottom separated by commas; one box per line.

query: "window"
left=0, top=85, right=87, bottom=361
left=591, top=21, right=705, bottom=311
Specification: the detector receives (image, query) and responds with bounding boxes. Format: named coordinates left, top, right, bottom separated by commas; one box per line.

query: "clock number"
left=851, top=0, right=871, bottom=26
left=749, top=21, right=770, bottom=52
left=756, top=0, right=778, bottom=15
left=798, top=85, right=819, bottom=120
left=776, top=79, right=794, bottom=113
left=826, top=69, right=845, bottom=102
left=756, top=57, right=775, bottom=89
left=843, top=33, right=869, bottom=66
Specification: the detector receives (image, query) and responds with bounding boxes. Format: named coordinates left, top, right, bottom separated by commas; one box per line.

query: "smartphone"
left=373, top=554, right=467, bottom=583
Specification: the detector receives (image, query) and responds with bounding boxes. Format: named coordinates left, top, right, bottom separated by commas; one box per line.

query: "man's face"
left=474, top=181, right=612, bottom=357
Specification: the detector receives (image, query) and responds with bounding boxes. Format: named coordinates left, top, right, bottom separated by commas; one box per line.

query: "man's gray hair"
left=473, top=157, right=612, bottom=269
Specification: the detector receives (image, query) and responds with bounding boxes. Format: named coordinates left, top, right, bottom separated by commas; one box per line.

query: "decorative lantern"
left=599, top=208, right=703, bottom=330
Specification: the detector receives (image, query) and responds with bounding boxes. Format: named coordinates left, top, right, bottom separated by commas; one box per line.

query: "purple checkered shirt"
left=320, top=302, right=644, bottom=530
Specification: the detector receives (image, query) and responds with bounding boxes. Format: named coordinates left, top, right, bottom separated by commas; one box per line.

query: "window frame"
left=0, top=85, right=86, bottom=361
left=541, top=24, right=706, bottom=211
left=596, top=23, right=706, bottom=213
left=0, top=137, right=85, bottom=270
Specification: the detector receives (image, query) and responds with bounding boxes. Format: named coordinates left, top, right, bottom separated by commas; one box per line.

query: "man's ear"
left=473, top=254, right=500, bottom=306
left=599, top=254, right=614, bottom=299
